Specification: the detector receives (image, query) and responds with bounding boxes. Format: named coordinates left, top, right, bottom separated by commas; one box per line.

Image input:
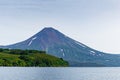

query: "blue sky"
left=0, top=0, right=120, bottom=53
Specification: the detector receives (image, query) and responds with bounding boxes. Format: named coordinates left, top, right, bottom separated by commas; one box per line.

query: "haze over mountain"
left=1, top=27, right=120, bottom=66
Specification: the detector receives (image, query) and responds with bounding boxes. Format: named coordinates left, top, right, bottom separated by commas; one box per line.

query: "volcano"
left=1, top=27, right=120, bottom=66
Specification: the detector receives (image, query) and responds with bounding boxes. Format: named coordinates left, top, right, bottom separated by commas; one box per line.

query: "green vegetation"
left=0, top=48, right=69, bottom=67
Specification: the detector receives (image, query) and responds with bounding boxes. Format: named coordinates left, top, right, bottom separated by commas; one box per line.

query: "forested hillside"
left=0, top=49, right=68, bottom=67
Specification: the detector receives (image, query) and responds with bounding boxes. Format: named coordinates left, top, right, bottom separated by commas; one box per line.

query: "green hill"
left=0, top=49, right=69, bottom=67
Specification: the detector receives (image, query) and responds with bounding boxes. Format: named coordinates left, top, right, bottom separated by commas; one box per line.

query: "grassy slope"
left=0, top=50, right=69, bottom=67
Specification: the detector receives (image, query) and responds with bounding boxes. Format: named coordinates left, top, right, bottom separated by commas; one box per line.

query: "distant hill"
left=0, top=49, right=68, bottom=67
left=1, top=27, right=120, bottom=67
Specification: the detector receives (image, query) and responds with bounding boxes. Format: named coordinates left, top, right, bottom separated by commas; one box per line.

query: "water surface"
left=0, top=67, right=120, bottom=80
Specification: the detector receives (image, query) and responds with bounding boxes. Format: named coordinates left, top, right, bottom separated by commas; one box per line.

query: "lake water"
left=0, top=67, right=120, bottom=80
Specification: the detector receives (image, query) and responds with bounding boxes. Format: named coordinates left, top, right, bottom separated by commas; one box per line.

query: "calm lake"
left=0, top=67, right=120, bottom=80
